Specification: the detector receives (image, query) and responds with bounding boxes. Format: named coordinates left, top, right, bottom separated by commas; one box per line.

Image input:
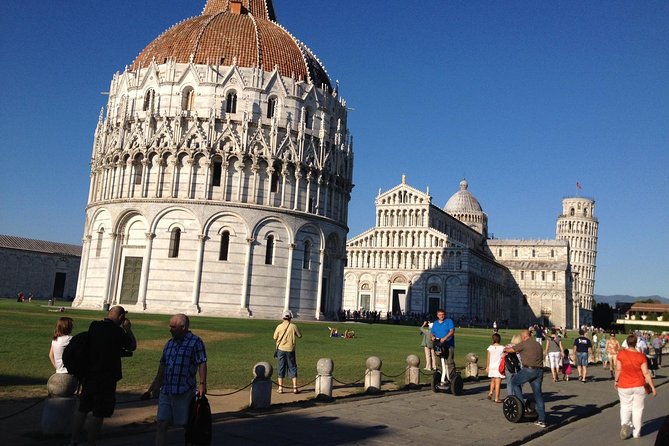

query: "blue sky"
left=1, top=1, right=667, bottom=297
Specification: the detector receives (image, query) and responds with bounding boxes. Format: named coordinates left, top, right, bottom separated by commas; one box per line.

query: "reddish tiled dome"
left=131, top=0, right=331, bottom=89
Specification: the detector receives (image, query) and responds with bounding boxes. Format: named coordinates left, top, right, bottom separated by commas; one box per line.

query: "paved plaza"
left=2, top=365, right=667, bottom=445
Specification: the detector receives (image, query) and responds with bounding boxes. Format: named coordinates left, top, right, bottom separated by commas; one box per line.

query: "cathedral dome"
left=130, top=0, right=331, bottom=90
left=444, top=179, right=483, bottom=213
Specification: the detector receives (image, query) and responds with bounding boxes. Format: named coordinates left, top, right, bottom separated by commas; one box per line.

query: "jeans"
left=277, top=349, right=298, bottom=378
left=509, top=367, right=546, bottom=422
left=618, top=386, right=646, bottom=437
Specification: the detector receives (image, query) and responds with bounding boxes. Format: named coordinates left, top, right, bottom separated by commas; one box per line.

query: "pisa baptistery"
left=74, top=0, right=353, bottom=320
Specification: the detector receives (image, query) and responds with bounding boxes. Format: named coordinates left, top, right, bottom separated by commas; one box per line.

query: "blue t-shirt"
left=573, top=336, right=591, bottom=353
left=431, top=319, right=455, bottom=348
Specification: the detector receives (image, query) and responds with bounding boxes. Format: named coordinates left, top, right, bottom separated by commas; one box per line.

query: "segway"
left=502, top=394, right=538, bottom=423
left=430, top=340, right=464, bottom=396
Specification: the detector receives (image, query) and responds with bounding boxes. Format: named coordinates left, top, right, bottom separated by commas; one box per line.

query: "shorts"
left=576, top=351, right=589, bottom=366
left=547, top=352, right=561, bottom=369
left=157, top=391, right=194, bottom=426
left=277, top=350, right=298, bottom=378
left=78, top=379, right=117, bottom=418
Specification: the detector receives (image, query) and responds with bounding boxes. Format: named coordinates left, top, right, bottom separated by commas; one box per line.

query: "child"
left=486, top=333, right=505, bottom=403
left=561, top=348, right=573, bottom=381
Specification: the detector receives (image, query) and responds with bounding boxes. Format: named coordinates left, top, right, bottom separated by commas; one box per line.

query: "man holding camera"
left=71, top=305, right=137, bottom=445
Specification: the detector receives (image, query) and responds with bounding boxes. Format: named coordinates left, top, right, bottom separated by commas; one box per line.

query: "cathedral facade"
left=343, top=178, right=598, bottom=329
left=74, top=0, right=353, bottom=320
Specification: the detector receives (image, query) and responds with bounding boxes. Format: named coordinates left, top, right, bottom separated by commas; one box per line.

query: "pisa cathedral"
left=343, top=177, right=598, bottom=329
left=74, top=0, right=352, bottom=319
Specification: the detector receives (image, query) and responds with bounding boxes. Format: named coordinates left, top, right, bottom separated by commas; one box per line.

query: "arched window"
left=267, top=97, right=277, bottom=118
left=302, top=240, right=312, bottom=269
left=570, top=208, right=575, bottom=216
left=270, top=171, right=279, bottom=193
left=265, top=235, right=274, bottom=265
left=133, top=161, right=143, bottom=185
left=212, top=159, right=222, bottom=187
left=532, top=249, right=536, bottom=258
left=226, top=91, right=237, bottom=113
left=143, top=89, right=155, bottom=112
left=96, top=229, right=104, bottom=257
left=219, top=231, right=230, bottom=261
left=182, top=87, right=195, bottom=111
left=169, top=228, right=181, bottom=258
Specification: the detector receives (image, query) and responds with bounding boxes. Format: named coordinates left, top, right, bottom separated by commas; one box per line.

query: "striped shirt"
left=160, top=332, right=207, bottom=395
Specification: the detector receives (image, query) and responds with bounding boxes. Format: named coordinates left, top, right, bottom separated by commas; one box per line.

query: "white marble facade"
left=344, top=178, right=597, bottom=329
left=74, top=1, right=352, bottom=320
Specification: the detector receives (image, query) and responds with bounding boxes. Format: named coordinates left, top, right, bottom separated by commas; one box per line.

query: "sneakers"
left=534, top=420, right=547, bottom=428
left=620, top=423, right=632, bottom=440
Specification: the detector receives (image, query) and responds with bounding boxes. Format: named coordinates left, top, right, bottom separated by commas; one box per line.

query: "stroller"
left=430, top=339, right=464, bottom=395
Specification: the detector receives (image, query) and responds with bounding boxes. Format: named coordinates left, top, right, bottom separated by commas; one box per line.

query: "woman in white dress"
left=49, top=317, right=73, bottom=373
left=486, top=333, right=505, bottom=403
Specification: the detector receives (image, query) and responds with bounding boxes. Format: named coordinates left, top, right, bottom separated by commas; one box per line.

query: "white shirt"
left=51, top=335, right=72, bottom=373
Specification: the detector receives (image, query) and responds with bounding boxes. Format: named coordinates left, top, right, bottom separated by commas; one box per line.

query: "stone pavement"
left=2, top=365, right=667, bottom=445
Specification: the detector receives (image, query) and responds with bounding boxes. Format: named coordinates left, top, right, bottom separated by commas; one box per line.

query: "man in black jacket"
left=71, top=305, right=136, bottom=445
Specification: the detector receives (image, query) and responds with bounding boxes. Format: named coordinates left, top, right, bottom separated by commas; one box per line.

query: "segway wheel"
left=502, top=395, right=524, bottom=423
left=450, top=373, right=464, bottom=396
left=431, top=371, right=442, bottom=393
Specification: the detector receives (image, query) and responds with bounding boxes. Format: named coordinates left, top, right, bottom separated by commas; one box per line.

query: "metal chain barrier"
left=332, top=370, right=369, bottom=386
left=0, top=397, right=46, bottom=421
left=380, top=366, right=410, bottom=379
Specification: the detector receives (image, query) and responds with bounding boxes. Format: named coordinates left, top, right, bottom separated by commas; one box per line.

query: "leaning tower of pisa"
left=556, top=196, right=598, bottom=326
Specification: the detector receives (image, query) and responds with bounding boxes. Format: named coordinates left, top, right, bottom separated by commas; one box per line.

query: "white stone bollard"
left=463, top=352, right=479, bottom=380
left=41, top=373, right=79, bottom=435
left=315, top=358, right=334, bottom=401
left=364, top=356, right=382, bottom=394
left=405, top=354, right=420, bottom=388
left=249, top=361, right=273, bottom=409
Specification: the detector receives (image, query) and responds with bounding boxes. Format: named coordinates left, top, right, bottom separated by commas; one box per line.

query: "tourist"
left=651, top=333, right=663, bottom=367
left=599, top=333, right=609, bottom=370
left=273, top=310, right=302, bottom=394
left=561, top=349, right=573, bottom=381
left=430, top=309, right=456, bottom=384
left=145, top=314, right=207, bottom=446
left=615, top=334, right=656, bottom=440
left=505, top=330, right=547, bottom=428
left=544, top=333, right=563, bottom=382
left=49, top=317, right=73, bottom=373
left=420, top=320, right=436, bottom=371
left=606, top=332, right=621, bottom=378
left=71, top=306, right=136, bottom=445
left=486, top=333, right=505, bottom=403
left=573, top=329, right=592, bottom=382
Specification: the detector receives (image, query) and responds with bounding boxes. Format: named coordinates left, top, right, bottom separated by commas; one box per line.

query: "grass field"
left=0, top=300, right=516, bottom=398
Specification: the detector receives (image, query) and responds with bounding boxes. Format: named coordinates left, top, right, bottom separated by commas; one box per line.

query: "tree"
left=593, top=302, right=614, bottom=329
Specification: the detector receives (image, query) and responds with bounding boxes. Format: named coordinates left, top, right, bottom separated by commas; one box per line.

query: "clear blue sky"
left=1, top=1, right=667, bottom=297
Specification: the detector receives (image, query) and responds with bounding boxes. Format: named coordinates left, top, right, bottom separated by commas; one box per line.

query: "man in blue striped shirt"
left=146, top=313, right=207, bottom=446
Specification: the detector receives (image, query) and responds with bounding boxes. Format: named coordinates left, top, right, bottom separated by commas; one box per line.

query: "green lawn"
left=0, top=300, right=515, bottom=398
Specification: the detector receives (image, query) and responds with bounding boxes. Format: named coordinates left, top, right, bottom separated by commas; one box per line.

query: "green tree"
left=593, top=302, right=614, bottom=329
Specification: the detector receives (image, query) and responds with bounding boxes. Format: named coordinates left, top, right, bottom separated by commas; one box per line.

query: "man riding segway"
left=503, top=329, right=547, bottom=427
left=430, top=309, right=463, bottom=395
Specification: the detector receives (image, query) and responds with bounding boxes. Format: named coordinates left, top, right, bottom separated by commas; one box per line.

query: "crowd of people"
left=44, top=304, right=666, bottom=444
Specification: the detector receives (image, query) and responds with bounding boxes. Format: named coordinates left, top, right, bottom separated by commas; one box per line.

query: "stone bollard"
left=41, top=373, right=79, bottom=435
left=405, top=354, right=420, bottom=388
left=463, top=352, right=479, bottom=380
left=249, top=361, right=273, bottom=410
left=364, top=356, right=382, bottom=394
left=315, top=358, right=334, bottom=402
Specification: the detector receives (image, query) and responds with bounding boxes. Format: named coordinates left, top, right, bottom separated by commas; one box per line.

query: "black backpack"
left=62, top=331, right=90, bottom=379
left=185, top=395, right=212, bottom=445
left=505, top=352, right=521, bottom=374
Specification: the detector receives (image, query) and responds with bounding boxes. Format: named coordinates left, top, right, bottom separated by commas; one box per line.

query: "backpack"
left=185, top=395, right=212, bottom=445
left=505, top=352, right=521, bottom=374
left=62, top=331, right=90, bottom=378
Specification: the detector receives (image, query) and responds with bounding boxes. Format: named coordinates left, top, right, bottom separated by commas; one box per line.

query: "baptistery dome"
left=75, top=0, right=352, bottom=321
left=131, top=0, right=331, bottom=90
